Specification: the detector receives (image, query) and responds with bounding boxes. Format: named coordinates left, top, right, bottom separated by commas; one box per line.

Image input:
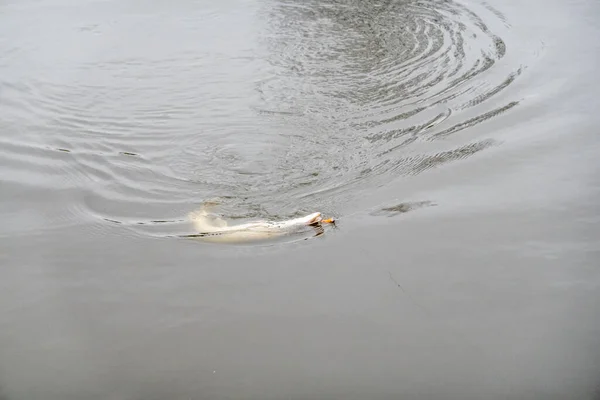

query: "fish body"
left=187, top=209, right=328, bottom=243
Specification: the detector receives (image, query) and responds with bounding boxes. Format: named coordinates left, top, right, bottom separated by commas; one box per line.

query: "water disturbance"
left=1, top=0, right=599, bottom=398
left=1, top=0, right=521, bottom=242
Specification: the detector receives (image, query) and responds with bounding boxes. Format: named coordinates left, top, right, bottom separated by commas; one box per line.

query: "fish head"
left=272, top=212, right=322, bottom=230
left=304, top=212, right=323, bottom=226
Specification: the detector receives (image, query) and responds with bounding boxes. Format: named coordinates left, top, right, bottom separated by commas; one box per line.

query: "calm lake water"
left=1, top=0, right=599, bottom=398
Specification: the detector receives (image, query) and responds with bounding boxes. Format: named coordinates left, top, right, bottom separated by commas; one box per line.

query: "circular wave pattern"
left=0, top=0, right=521, bottom=239
left=259, top=0, right=519, bottom=205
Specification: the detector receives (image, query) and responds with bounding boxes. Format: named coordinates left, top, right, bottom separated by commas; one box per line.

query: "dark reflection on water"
left=370, top=200, right=435, bottom=216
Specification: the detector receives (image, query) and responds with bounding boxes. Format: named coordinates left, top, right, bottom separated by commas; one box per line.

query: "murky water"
left=1, top=0, right=599, bottom=398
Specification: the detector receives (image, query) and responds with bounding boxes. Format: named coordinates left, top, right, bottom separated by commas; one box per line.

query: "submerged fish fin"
left=188, top=205, right=229, bottom=232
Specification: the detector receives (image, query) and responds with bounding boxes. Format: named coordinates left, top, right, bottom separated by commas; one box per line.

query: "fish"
left=184, top=207, right=334, bottom=243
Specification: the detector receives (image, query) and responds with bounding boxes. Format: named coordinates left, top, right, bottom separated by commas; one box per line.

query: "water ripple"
left=0, top=0, right=522, bottom=239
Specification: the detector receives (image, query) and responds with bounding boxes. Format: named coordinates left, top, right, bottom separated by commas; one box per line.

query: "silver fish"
left=185, top=208, right=332, bottom=243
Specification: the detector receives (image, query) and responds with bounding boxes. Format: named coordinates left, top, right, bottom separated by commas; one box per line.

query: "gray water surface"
left=1, top=0, right=599, bottom=399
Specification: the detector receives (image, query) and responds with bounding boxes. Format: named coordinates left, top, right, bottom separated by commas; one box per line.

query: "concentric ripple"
left=0, top=0, right=522, bottom=240
left=251, top=0, right=521, bottom=212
